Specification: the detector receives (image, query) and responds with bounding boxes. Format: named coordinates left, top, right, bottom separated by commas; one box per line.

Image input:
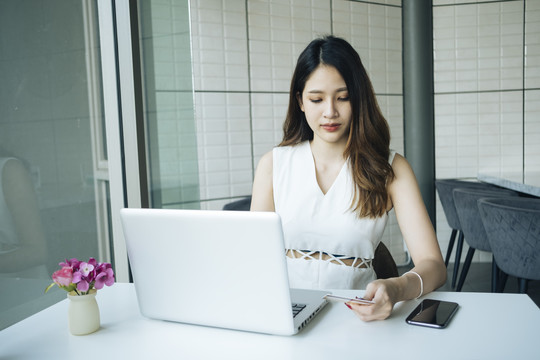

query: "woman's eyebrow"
left=307, top=87, right=348, bottom=94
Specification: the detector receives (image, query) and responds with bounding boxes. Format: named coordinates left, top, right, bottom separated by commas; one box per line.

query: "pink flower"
left=77, top=280, right=90, bottom=292
left=78, top=262, right=95, bottom=277
left=94, top=268, right=115, bottom=289
left=88, top=257, right=97, bottom=267
left=72, top=268, right=82, bottom=281
left=52, top=266, right=73, bottom=287
left=59, top=258, right=80, bottom=269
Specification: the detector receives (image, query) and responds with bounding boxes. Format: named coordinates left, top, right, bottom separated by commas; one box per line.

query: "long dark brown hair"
left=280, top=35, right=394, bottom=218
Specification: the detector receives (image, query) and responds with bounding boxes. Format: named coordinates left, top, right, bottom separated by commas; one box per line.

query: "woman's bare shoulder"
left=251, top=149, right=275, bottom=211
left=256, top=149, right=274, bottom=172
left=387, top=152, right=420, bottom=199
left=390, top=152, right=413, bottom=176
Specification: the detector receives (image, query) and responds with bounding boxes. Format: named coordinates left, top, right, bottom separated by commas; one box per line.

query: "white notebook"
left=120, top=208, right=328, bottom=336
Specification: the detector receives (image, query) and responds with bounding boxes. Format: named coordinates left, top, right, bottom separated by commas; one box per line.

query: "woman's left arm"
left=348, top=154, right=447, bottom=321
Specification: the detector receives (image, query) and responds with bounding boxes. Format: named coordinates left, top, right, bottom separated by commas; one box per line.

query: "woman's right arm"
left=250, top=150, right=275, bottom=212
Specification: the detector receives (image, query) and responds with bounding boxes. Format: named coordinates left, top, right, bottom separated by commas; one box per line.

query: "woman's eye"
left=338, top=96, right=349, bottom=101
left=309, top=99, right=322, bottom=103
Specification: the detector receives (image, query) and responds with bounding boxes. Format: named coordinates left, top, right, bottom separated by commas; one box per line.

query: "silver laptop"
left=120, top=208, right=328, bottom=336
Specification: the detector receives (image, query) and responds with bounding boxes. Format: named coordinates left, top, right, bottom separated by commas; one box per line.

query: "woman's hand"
left=346, top=278, right=401, bottom=321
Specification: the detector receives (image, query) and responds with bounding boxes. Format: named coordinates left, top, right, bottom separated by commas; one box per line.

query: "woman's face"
left=298, top=65, right=352, bottom=146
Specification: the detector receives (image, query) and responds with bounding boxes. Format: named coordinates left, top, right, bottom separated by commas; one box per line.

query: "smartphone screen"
left=405, top=299, right=459, bottom=329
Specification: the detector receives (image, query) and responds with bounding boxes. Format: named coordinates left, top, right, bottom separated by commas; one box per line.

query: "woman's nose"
left=323, top=100, right=338, bottom=118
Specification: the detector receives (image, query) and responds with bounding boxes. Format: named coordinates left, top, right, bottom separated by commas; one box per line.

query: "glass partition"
left=138, top=0, right=200, bottom=209
left=0, top=0, right=108, bottom=329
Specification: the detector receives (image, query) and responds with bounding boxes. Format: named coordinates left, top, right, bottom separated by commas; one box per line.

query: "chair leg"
left=497, top=272, right=508, bottom=293
left=456, top=247, right=475, bottom=292
left=518, top=278, right=528, bottom=294
left=491, top=257, right=499, bottom=293
left=444, top=229, right=457, bottom=267
left=451, top=231, right=464, bottom=288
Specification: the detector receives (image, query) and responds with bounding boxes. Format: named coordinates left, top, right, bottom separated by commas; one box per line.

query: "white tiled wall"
left=194, top=91, right=253, bottom=199
left=526, top=1, right=540, bottom=88
left=525, top=90, right=540, bottom=181
left=333, top=1, right=402, bottom=95
left=434, top=0, right=540, bottom=263
left=190, top=0, right=249, bottom=91
left=250, top=92, right=289, bottom=160
left=433, top=1, right=523, bottom=93
left=434, top=91, right=523, bottom=180
left=524, top=1, right=540, bottom=185
left=247, top=0, right=332, bottom=93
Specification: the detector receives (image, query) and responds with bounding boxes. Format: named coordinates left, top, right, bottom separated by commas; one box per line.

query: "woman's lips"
left=321, top=123, right=341, bottom=132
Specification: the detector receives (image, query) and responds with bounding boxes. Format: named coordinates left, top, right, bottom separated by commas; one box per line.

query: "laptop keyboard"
left=292, top=303, right=307, bottom=318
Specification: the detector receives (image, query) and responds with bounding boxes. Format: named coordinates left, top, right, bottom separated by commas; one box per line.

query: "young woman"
left=250, top=35, right=446, bottom=321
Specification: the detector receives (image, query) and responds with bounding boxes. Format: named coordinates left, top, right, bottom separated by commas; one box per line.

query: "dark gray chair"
left=372, top=242, right=398, bottom=279
left=222, top=196, right=252, bottom=211
left=452, top=187, right=518, bottom=292
left=478, top=197, right=540, bottom=293
left=435, top=179, right=498, bottom=288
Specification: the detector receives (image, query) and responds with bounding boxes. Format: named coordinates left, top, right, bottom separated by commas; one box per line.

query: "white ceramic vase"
left=67, top=289, right=100, bottom=335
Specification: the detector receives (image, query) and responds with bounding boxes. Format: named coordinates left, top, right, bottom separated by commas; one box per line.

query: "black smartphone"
left=405, top=299, right=459, bottom=329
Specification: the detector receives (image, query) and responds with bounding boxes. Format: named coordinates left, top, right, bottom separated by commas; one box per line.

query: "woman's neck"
left=309, top=138, right=347, bottom=164
left=308, top=139, right=347, bottom=194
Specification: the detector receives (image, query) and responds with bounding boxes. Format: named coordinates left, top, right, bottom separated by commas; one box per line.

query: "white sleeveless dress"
left=273, top=141, right=396, bottom=290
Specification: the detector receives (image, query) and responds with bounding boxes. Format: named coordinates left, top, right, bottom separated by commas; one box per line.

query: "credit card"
left=324, top=294, right=375, bottom=305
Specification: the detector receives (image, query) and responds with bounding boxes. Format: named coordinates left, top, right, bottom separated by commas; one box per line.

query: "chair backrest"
left=372, top=241, right=398, bottom=279
left=452, top=187, right=518, bottom=251
left=435, top=179, right=497, bottom=231
left=223, top=196, right=252, bottom=211
left=0, top=157, right=48, bottom=274
left=478, top=197, right=540, bottom=281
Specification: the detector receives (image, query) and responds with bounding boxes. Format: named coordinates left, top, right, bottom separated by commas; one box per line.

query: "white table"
left=1, top=283, right=539, bottom=359
left=478, top=172, right=540, bottom=197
